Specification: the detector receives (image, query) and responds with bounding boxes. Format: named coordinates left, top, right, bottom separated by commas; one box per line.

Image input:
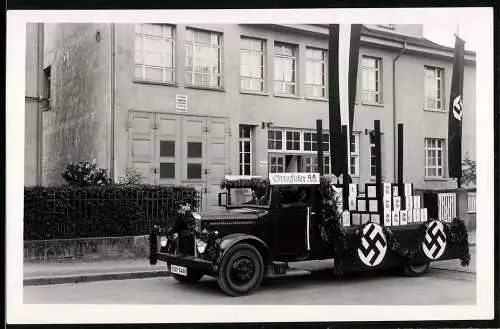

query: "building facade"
left=32, top=23, right=476, bottom=210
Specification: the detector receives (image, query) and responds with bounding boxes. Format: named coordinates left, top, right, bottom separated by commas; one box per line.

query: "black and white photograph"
left=6, top=7, right=495, bottom=324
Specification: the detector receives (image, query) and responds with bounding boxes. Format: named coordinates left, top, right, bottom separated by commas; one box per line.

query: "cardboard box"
left=349, top=184, right=358, bottom=198
left=366, top=184, right=377, bottom=198
left=351, top=213, right=361, bottom=226
left=404, top=183, right=413, bottom=196
left=342, top=211, right=351, bottom=227
left=392, top=211, right=400, bottom=226
left=368, top=199, right=378, bottom=212
left=392, top=185, right=399, bottom=197
left=415, top=208, right=421, bottom=222
left=384, top=211, right=392, bottom=226
left=400, top=210, right=408, bottom=225
left=406, top=196, right=413, bottom=210
left=371, top=214, right=380, bottom=224
left=407, top=209, right=413, bottom=223
left=357, top=198, right=366, bottom=212
left=348, top=197, right=357, bottom=211
left=361, top=213, right=371, bottom=224
left=383, top=198, right=392, bottom=211
left=421, top=208, right=428, bottom=222
left=393, top=196, right=401, bottom=211
left=383, top=182, right=392, bottom=198
left=413, top=195, right=421, bottom=209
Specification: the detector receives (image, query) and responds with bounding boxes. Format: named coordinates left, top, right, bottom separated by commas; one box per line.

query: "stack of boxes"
left=338, top=181, right=428, bottom=227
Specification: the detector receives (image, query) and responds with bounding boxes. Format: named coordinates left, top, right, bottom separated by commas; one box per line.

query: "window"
left=239, top=126, right=252, bottom=175
left=361, top=56, right=382, bottom=104
left=305, top=47, right=327, bottom=98
left=286, top=131, right=300, bottom=151
left=303, top=155, right=331, bottom=174
left=268, top=130, right=283, bottom=150
left=185, top=28, right=222, bottom=88
left=135, top=24, right=175, bottom=83
left=274, top=42, right=297, bottom=95
left=43, top=66, right=51, bottom=110
left=349, top=133, right=360, bottom=177
left=425, top=138, right=445, bottom=178
left=424, top=66, right=444, bottom=111
left=159, top=140, right=175, bottom=179
left=270, top=155, right=285, bottom=173
left=303, top=132, right=317, bottom=152
left=370, top=133, right=377, bottom=178
left=187, top=141, right=203, bottom=179
left=240, top=37, right=265, bottom=92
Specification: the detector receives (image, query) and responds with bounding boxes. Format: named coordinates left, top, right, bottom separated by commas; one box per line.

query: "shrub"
left=62, top=159, right=112, bottom=186
left=24, top=185, right=200, bottom=241
left=117, top=168, right=146, bottom=185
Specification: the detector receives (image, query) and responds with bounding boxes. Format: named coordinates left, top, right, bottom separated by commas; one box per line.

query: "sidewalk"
left=24, top=259, right=170, bottom=286
left=24, top=232, right=476, bottom=286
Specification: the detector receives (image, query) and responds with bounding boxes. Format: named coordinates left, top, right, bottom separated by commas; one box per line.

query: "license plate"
left=170, top=264, right=187, bottom=276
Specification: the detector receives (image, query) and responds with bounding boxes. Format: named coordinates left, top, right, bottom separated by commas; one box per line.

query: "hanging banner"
left=447, top=35, right=465, bottom=180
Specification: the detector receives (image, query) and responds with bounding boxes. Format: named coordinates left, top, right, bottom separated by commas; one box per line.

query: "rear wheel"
left=172, top=269, right=204, bottom=284
left=217, top=243, right=264, bottom=297
left=403, top=262, right=430, bottom=276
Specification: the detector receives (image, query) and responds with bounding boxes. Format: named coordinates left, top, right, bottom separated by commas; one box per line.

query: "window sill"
left=133, top=79, right=179, bottom=87
left=424, top=177, right=448, bottom=181
left=240, top=90, right=269, bottom=97
left=304, top=96, right=328, bottom=102
left=274, top=94, right=301, bottom=99
left=361, top=102, right=384, bottom=107
left=185, top=84, right=225, bottom=92
left=423, top=108, right=447, bottom=113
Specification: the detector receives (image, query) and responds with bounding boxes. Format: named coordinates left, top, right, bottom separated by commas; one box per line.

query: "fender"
left=218, top=233, right=273, bottom=266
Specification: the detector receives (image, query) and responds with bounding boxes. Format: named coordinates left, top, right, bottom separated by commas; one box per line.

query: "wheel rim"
left=229, top=255, right=256, bottom=287
left=410, top=263, right=428, bottom=273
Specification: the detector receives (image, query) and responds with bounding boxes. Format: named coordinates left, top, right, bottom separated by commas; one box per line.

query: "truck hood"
left=199, top=207, right=268, bottom=221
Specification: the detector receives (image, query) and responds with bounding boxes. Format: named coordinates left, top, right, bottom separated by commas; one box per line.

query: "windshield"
left=228, top=186, right=270, bottom=207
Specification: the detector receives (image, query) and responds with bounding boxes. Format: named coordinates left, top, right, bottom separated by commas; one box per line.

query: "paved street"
left=24, top=264, right=475, bottom=305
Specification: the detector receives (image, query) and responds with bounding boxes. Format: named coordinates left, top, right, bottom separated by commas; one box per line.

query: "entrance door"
left=273, top=195, right=309, bottom=257
left=128, top=111, right=229, bottom=212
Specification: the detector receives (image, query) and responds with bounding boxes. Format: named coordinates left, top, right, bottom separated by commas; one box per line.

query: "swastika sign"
left=422, top=220, right=447, bottom=260
left=357, top=223, right=387, bottom=267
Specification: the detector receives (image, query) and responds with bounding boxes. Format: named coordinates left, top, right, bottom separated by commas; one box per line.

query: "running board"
left=265, top=262, right=311, bottom=278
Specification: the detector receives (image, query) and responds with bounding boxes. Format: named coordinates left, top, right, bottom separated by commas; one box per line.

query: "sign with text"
left=269, top=173, right=320, bottom=185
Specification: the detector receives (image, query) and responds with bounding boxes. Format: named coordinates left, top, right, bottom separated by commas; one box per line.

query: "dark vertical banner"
left=328, top=24, right=342, bottom=176
left=328, top=24, right=362, bottom=177
left=348, top=24, right=362, bottom=136
left=447, top=36, right=465, bottom=182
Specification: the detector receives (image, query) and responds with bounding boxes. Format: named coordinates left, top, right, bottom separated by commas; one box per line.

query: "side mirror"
left=218, top=192, right=227, bottom=207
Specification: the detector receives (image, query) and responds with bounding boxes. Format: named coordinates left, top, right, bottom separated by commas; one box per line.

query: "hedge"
left=24, top=185, right=200, bottom=241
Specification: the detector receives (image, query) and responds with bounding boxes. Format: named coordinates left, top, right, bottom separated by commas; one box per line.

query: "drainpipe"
left=392, top=41, right=407, bottom=182
left=110, top=24, right=116, bottom=181
left=36, top=23, right=44, bottom=185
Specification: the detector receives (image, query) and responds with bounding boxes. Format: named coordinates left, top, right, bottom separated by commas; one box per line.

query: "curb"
left=24, top=270, right=171, bottom=286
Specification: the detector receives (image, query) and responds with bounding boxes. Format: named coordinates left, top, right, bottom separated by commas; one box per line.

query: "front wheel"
left=403, top=262, right=430, bottom=276
left=217, top=243, right=264, bottom=297
left=172, top=269, right=204, bottom=284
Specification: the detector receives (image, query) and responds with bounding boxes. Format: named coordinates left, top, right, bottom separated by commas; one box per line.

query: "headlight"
left=196, top=239, right=207, bottom=254
left=160, top=236, right=167, bottom=247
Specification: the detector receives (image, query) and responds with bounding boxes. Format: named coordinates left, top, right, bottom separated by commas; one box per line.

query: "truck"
left=148, top=172, right=470, bottom=297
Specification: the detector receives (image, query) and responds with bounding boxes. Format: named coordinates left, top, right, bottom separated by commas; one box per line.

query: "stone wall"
left=24, top=235, right=149, bottom=263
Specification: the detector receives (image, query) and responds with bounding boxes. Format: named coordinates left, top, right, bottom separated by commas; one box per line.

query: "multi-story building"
left=28, top=23, right=476, bottom=211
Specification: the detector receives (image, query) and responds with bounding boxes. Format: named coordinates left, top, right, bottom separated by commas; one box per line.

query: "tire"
left=217, top=243, right=264, bottom=297
left=403, top=262, right=430, bottom=277
left=172, top=269, right=204, bottom=284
